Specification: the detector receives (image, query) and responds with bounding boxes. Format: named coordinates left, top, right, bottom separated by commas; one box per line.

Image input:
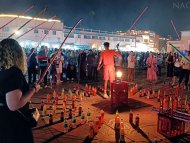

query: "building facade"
left=159, top=35, right=174, bottom=53
left=0, top=14, right=63, bottom=48
left=0, top=14, right=159, bottom=52
left=167, top=31, right=190, bottom=53
left=63, top=27, right=160, bottom=52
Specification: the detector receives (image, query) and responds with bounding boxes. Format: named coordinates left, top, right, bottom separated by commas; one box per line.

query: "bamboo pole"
left=37, top=19, right=83, bottom=84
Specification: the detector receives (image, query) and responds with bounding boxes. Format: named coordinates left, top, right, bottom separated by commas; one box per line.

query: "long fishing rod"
left=27, top=21, right=56, bottom=62
left=127, top=6, right=148, bottom=32
left=16, top=15, right=56, bottom=39
left=125, top=6, right=148, bottom=82
left=7, top=7, right=47, bottom=38
left=0, top=5, right=35, bottom=30
left=171, top=19, right=180, bottom=40
left=37, top=19, right=83, bottom=84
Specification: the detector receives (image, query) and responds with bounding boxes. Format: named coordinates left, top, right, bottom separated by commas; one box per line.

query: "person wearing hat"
left=97, top=42, right=121, bottom=98
left=179, top=51, right=190, bottom=89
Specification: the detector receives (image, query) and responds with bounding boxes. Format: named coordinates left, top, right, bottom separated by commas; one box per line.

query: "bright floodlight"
left=15, top=31, right=20, bottom=35
left=116, top=70, right=122, bottom=78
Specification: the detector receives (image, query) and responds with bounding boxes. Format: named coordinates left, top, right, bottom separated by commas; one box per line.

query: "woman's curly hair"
left=0, top=39, right=27, bottom=74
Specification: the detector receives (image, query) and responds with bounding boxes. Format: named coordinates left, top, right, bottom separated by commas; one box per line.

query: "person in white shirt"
left=127, top=51, right=136, bottom=82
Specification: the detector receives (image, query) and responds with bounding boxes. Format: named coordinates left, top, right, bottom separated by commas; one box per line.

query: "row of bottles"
left=48, top=107, right=96, bottom=133
left=84, top=84, right=97, bottom=97
left=88, top=110, right=105, bottom=139
left=138, top=88, right=160, bottom=100
left=129, top=84, right=138, bottom=96
left=45, top=101, right=105, bottom=136
left=159, top=94, right=190, bottom=114
left=114, top=110, right=140, bottom=143
left=44, top=88, right=85, bottom=107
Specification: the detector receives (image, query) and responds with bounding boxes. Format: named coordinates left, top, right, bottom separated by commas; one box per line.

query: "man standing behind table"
left=127, top=51, right=136, bottom=82
left=97, top=42, right=121, bottom=99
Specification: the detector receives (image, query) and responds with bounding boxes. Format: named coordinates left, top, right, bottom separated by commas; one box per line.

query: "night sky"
left=0, top=0, right=190, bottom=37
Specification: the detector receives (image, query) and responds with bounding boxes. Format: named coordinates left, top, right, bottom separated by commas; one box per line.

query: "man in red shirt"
left=97, top=42, right=121, bottom=98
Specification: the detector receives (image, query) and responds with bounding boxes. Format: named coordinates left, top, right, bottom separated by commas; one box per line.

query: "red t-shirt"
left=100, top=50, right=121, bottom=66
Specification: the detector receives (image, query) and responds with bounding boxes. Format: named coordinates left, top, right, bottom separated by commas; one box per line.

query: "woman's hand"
left=33, top=84, right=41, bottom=93
left=97, top=65, right=101, bottom=71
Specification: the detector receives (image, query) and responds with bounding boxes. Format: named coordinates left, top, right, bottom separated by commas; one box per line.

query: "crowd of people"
left=27, top=44, right=190, bottom=90
left=27, top=47, right=100, bottom=87
left=26, top=46, right=164, bottom=85
left=166, top=51, right=190, bottom=89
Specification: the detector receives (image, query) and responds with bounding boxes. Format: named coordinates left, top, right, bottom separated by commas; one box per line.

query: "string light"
left=0, top=14, right=60, bottom=22
left=15, top=31, right=20, bottom=35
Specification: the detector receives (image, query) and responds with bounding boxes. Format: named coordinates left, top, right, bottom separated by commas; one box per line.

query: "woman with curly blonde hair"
left=0, top=39, right=27, bottom=74
left=0, top=39, right=40, bottom=143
